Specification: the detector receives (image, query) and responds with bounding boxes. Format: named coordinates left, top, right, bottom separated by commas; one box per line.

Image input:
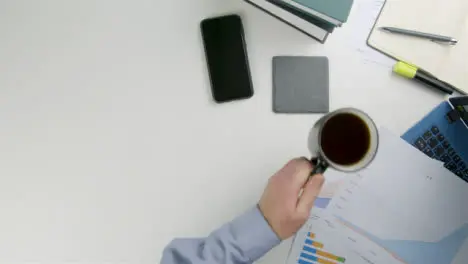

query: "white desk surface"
left=0, top=0, right=444, bottom=263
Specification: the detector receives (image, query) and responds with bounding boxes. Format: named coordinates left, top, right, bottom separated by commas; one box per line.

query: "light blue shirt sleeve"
left=161, top=206, right=281, bottom=264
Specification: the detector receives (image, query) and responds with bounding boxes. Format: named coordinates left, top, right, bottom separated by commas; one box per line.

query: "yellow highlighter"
left=393, top=61, right=454, bottom=94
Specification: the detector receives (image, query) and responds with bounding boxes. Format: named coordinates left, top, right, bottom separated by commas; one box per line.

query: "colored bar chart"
left=297, top=233, right=346, bottom=264
left=303, top=246, right=346, bottom=262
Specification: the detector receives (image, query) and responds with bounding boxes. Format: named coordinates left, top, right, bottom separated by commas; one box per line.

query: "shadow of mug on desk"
left=308, top=108, right=379, bottom=175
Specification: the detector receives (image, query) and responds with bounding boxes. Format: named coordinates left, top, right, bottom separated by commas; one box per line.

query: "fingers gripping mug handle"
left=310, top=157, right=329, bottom=176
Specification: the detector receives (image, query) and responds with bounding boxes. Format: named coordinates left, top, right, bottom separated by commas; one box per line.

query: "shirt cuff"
left=229, top=206, right=281, bottom=262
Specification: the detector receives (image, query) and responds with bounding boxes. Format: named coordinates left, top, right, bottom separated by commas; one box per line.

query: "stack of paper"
left=287, top=128, right=468, bottom=264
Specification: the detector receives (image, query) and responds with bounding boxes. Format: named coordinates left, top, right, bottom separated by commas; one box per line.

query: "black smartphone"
left=201, top=14, right=254, bottom=103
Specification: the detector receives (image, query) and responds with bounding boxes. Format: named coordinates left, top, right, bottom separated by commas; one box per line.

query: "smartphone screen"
left=201, top=15, right=254, bottom=103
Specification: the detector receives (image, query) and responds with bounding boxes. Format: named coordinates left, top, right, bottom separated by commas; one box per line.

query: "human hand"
left=258, top=158, right=325, bottom=240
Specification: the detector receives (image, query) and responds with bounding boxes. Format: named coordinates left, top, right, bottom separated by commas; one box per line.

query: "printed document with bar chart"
left=288, top=128, right=468, bottom=264
left=287, top=209, right=363, bottom=264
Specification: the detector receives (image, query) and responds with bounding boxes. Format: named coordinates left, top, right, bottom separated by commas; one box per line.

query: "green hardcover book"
left=292, top=0, right=353, bottom=23
left=269, top=0, right=336, bottom=33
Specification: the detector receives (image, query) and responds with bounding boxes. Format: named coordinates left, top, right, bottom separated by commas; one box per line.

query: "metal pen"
left=380, top=27, right=458, bottom=45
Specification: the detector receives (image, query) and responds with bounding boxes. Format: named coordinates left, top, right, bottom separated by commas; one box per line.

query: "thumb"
left=296, top=174, right=325, bottom=215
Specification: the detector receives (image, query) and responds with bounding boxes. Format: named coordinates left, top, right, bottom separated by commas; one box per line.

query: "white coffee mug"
left=308, top=108, right=379, bottom=175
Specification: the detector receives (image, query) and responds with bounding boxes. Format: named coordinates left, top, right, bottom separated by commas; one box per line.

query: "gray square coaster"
left=273, top=56, right=329, bottom=113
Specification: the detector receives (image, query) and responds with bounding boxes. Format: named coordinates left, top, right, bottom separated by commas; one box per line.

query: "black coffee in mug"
left=308, top=108, right=378, bottom=174
left=320, top=113, right=371, bottom=166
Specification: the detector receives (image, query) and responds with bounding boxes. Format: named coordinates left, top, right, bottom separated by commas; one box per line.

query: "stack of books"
left=245, top=0, right=354, bottom=43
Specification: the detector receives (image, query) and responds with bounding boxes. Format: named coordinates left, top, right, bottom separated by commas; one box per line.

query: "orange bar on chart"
left=300, top=252, right=338, bottom=264
left=308, top=232, right=316, bottom=239
left=316, top=249, right=345, bottom=263
left=316, top=257, right=337, bottom=264
left=305, top=239, right=324, bottom=248
left=314, top=241, right=324, bottom=248
left=303, top=245, right=346, bottom=263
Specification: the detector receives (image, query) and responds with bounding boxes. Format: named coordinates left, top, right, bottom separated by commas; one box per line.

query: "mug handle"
left=310, top=157, right=329, bottom=176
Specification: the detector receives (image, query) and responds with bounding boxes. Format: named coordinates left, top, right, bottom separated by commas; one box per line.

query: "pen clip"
left=430, top=39, right=457, bottom=45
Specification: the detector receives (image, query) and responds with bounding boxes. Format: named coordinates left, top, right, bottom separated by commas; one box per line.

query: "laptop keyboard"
left=413, top=125, right=468, bottom=182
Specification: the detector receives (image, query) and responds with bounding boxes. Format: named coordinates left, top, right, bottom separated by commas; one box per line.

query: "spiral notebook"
left=368, top=0, right=468, bottom=94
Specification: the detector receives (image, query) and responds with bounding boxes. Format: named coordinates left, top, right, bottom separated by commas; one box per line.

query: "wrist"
left=229, top=206, right=281, bottom=261
left=258, top=203, right=281, bottom=240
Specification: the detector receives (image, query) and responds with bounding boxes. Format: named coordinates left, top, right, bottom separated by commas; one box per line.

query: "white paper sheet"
left=344, top=0, right=395, bottom=68
left=287, top=128, right=468, bottom=264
